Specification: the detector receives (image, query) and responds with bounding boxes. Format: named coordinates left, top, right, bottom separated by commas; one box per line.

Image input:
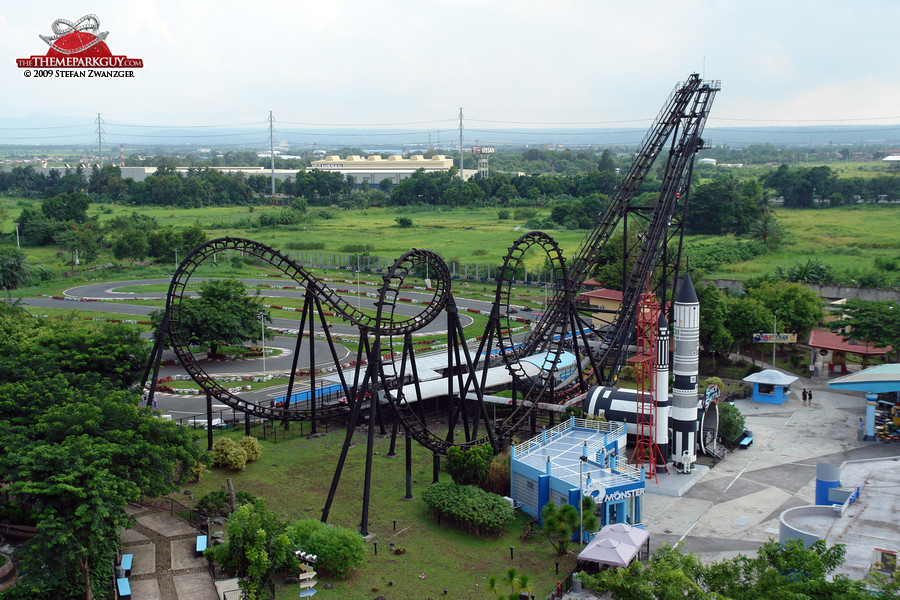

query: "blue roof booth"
left=743, top=369, right=799, bottom=405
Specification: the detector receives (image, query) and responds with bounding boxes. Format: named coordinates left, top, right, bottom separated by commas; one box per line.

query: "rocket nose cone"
left=676, top=273, right=698, bottom=304
left=657, top=312, right=668, bottom=329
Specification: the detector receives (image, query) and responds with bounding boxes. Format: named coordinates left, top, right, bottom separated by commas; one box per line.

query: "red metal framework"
left=628, top=289, right=664, bottom=480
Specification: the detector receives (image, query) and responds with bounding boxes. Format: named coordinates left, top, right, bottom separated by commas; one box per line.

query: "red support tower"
left=627, top=287, right=667, bottom=480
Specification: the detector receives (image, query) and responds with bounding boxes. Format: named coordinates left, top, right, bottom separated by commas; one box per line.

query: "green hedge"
left=422, top=482, right=514, bottom=536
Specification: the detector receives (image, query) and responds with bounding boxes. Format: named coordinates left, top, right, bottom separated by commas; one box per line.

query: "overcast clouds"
left=3, top=1, right=900, bottom=132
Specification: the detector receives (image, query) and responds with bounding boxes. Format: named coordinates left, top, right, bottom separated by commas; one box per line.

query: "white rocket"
left=654, top=312, right=670, bottom=464
left=671, top=273, right=700, bottom=470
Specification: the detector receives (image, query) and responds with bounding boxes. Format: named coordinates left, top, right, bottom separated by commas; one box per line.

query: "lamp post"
left=259, top=311, right=267, bottom=375
left=356, top=271, right=360, bottom=309
left=772, top=314, right=777, bottom=367
left=579, top=454, right=587, bottom=548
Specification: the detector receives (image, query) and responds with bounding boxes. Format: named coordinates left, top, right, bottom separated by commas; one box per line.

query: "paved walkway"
left=561, top=366, right=899, bottom=599
left=120, top=505, right=218, bottom=600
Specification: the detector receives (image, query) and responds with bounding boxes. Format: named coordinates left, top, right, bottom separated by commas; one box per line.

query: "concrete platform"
left=171, top=538, right=209, bottom=570
left=172, top=572, right=218, bottom=600
left=644, top=465, right=709, bottom=497
left=121, top=527, right=149, bottom=543
left=129, top=578, right=161, bottom=600
left=129, top=543, right=156, bottom=577
left=137, top=512, right=198, bottom=537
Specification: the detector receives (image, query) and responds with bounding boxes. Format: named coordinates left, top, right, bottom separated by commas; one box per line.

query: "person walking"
left=802, top=389, right=808, bottom=406
left=807, top=389, right=813, bottom=405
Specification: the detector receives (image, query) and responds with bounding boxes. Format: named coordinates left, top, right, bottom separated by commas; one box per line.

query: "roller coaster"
left=143, top=73, right=718, bottom=531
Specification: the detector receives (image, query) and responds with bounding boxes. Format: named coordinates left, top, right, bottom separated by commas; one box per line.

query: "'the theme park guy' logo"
left=16, top=14, right=143, bottom=76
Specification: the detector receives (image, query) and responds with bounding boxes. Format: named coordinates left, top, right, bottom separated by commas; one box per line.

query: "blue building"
left=510, top=417, right=645, bottom=532
left=742, top=369, right=798, bottom=405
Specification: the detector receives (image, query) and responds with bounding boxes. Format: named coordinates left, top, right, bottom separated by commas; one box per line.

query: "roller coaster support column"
left=387, top=418, right=398, bottom=457
left=360, top=389, right=378, bottom=537
left=206, top=391, right=213, bottom=451
left=405, top=433, right=413, bottom=499
left=245, top=411, right=251, bottom=436
left=307, top=289, right=318, bottom=435
left=141, top=312, right=169, bottom=408
left=433, top=453, right=440, bottom=484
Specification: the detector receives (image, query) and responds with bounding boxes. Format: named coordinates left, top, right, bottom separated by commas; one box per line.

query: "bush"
left=211, top=437, right=248, bottom=471
left=285, top=519, right=366, bottom=579
left=446, top=444, right=493, bottom=486
left=718, top=401, right=746, bottom=443
left=395, top=216, right=413, bottom=228
left=422, top=482, right=514, bottom=536
left=187, top=459, right=207, bottom=482
left=238, top=436, right=262, bottom=462
left=482, top=449, right=511, bottom=496
left=195, top=490, right=259, bottom=517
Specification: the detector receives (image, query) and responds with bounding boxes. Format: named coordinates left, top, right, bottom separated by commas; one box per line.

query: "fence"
left=544, top=569, right=576, bottom=599
left=176, top=407, right=329, bottom=443
left=135, top=496, right=208, bottom=535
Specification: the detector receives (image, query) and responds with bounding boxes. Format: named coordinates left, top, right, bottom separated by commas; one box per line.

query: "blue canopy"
left=828, top=363, right=900, bottom=394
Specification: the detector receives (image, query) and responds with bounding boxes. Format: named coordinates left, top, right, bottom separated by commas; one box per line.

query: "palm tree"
left=503, top=568, right=519, bottom=596
left=515, top=573, right=532, bottom=596
left=0, top=248, right=30, bottom=303
left=486, top=575, right=503, bottom=599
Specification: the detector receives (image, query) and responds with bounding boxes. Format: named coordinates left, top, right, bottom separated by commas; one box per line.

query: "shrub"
left=718, top=401, right=746, bottom=443
left=446, top=444, right=493, bottom=486
left=422, top=482, right=514, bottom=536
left=482, top=449, right=511, bottom=496
left=195, top=490, right=259, bottom=517
left=395, top=216, right=413, bottom=228
left=285, top=519, right=366, bottom=579
left=187, top=459, right=207, bottom=482
left=238, top=436, right=262, bottom=462
left=211, top=437, right=248, bottom=471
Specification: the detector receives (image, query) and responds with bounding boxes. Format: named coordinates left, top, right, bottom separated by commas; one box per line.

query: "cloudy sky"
left=3, top=1, right=900, bottom=144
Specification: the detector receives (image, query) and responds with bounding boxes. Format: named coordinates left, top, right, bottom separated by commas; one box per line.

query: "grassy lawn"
left=709, top=204, right=900, bottom=280
left=187, top=428, right=573, bottom=600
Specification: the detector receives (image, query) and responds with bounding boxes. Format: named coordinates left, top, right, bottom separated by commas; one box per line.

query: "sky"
left=3, top=1, right=900, bottom=147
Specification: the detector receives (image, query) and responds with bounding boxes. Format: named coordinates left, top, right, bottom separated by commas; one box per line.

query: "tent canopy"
left=828, top=363, right=900, bottom=394
left=577, top=523, right=649, bottom=567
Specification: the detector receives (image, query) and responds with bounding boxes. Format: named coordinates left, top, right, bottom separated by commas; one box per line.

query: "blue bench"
left=116, top=577, right=131, bottom=600
left=120, top=553, right=133, bottom=576
left=739, top=436, right=753, bottom=448
left=196, top=535, right=208, bottom=557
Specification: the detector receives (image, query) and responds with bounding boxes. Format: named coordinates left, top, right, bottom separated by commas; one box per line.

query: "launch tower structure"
left=628, top=288, right=669, bottom=480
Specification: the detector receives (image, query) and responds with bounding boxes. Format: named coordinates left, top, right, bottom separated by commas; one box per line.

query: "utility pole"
left=269, top=111, right=276, bottom=196
left=95, top=113, right=104, bottom=168
left=458, top=107, right=464, bottom=183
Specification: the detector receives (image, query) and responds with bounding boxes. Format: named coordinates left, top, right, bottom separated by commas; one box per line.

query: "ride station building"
left=510, top=417, right=646, bottom=530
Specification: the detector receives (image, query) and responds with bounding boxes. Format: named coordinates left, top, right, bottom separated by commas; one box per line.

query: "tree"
left=284, top=519, right=366, bottom=579
left=41, top=191, right=91, bottom=223
left=207, top=502, right=295, bottom=600
left=112, top=227, right=149, bottom=267
left=718, top=401, right=746, bottom=442
left=695, top=282, right=733, bottom=361
left=580, top=540, right=878, bottom=600
left=153, top=278, right=271, bottom=357
left=446, top=444, right=494, bottom=486
left=540, top=498, right=597, bottom=555
left=725, top=296, right=772, bottom=356
left=0, top=248, right=30, bottom=299
left=747, top=281, right=824, bottom=339
left=840, top=299, right=900, bottom=352
left=749, top=213, right=783, bottom=249
left=0, top=314, right=207, bottom=599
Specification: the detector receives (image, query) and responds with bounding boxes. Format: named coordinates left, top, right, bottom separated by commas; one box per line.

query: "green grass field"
left=190, top=428, right=571, bottom=600
left=4, top=195, right=899, bottom=291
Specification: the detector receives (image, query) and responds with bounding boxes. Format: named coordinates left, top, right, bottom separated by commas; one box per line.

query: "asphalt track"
left=19, top=277, right=513, bottom=422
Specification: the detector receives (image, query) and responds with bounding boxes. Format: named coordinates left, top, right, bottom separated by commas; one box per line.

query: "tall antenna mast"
left=458, top=107, right=464, bottom=183
left=96, top=113, right=104, bottom=168
left=268, top=111, right=276, bottom=196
